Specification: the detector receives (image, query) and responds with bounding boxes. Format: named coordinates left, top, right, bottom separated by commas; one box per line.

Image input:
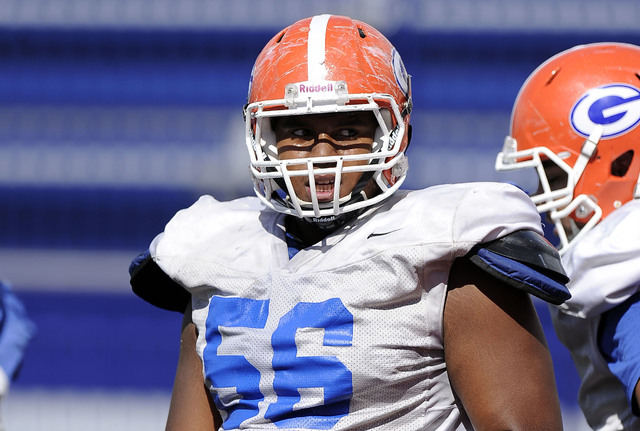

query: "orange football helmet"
left=244, top=14, right=412, bottom=225
left=496, top=42, right=640, bottom=254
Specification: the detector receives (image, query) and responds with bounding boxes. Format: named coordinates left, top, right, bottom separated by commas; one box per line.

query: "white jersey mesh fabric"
left=151, top=182, right=541, bottom=430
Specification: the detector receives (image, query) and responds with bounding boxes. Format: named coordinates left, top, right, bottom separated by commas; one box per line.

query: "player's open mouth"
left=308, top=176, right=336, bottom=202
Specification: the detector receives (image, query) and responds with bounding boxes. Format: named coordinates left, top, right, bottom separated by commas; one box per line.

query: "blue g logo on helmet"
left=571, top=83, right=640, bottom=138
left=391, top=48, right=409, bottom=97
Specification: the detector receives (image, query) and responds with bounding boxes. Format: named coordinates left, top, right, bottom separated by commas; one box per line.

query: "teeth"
left=314, top=177, right=334, bottom=185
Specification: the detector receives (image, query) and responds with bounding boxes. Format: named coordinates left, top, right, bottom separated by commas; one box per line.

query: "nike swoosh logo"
left=367, top=230, right=399, bottom=239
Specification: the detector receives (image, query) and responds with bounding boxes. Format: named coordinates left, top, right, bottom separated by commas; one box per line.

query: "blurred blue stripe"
left=1, top=29, right=640, bottom=109
left=0, top=186, right=201, bottom=250
left=14, top=290, right=182, bottom=390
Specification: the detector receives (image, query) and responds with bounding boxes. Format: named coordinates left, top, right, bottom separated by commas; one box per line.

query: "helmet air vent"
left=611, top=150, right=634, bottom=177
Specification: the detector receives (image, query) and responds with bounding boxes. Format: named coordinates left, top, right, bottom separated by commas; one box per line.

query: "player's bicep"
left=444, top=257, right=562, bottom=430
left=166, top=301, right=220, bottom=431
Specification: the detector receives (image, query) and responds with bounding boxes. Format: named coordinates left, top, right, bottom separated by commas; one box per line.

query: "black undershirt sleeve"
left=130, top=252, right=190, bottom=313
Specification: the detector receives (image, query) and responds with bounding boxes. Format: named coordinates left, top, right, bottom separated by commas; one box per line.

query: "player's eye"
left=291, top=128, right=312, bottom=138
left=337, top=128, right=359, bottom=138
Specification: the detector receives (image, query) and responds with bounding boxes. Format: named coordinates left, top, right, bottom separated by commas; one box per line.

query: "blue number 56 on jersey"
left=203, top=296, right=354, bottom=429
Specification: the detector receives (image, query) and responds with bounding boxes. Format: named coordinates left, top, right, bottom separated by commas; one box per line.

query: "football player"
left=496, top=42, right=640, bottom=430
left=0, top=279, right=36, bottom=430
left=131, top=14, right=569, bottom=430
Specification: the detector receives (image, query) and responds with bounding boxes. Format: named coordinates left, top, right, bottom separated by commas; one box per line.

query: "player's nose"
left=310, top=134, right=339, bottom=158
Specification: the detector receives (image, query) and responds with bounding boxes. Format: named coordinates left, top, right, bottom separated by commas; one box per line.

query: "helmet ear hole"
left=611, top=150, right=634, bottom=177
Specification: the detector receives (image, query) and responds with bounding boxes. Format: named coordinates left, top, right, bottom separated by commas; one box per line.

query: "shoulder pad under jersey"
left=467, top=230, right=571, bottom=305
left=129, top=250, right=189, bottom=313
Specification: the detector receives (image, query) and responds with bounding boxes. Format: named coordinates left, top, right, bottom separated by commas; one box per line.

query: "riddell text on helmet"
left=299, top=83, right=334, bottom=93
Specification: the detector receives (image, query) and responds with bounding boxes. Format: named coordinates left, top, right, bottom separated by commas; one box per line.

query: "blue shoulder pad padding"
left=468, top=230, right=571, bottom=305
left=128, top=249, right=150, bottom=276
left=129, top=250, right=189, bottom=313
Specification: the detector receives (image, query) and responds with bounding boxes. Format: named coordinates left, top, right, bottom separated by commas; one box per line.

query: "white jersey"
left=550, top=199, right=640, bottom=430
left=150, top=182, right=541, bottom=431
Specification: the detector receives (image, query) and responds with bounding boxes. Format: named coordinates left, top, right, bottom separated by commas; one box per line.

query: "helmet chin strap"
left=571, top=125, right=603, bottom=185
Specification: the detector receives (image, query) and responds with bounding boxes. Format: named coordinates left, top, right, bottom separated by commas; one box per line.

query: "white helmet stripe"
left=308, top=14, right=331, bottom=81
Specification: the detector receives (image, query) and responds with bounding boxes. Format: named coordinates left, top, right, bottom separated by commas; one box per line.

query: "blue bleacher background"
left=2, top=1, right=640, bottom=428
left=4, top=28, right=640, bottom=250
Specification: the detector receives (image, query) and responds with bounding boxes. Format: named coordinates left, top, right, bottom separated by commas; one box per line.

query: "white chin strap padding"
left=571, top=125, right=603, bottom=184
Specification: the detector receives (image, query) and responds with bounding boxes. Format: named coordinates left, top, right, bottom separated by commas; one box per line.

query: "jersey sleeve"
left=599, top=290, right=640, bottom=415
left=451, top=182, right=543, bottom=248
left=129, top=248, right=190, bottom=313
